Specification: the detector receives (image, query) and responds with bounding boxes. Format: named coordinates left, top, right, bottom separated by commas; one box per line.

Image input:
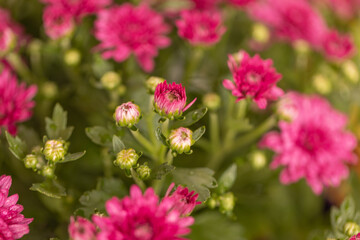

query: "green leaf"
left=60, top=151, right=86, bottom=163
left=45, top=104, right=74, bottom=140
left=153, top=163, right=176, bottom=180
left=170, top=107, right=208, bottom=128
left=193, top=126, right=206, bottom=142
left=172, top=168, right=217, bottom=202
left=30, top=179, right=66, bottom=198
left=155, top=127, right=168, bottom=146
left=112, top=135, right=125, bottom=153
left=85, top=126, right=113, bottom=147
left=189, top=211, right=245, bottom=240
left=5, top=131, right=27, bottom=160
left=218, top=163, right=237, bottom=194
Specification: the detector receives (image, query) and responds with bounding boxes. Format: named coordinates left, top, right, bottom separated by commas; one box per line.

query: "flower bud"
left=114, top=102, right=141, bottom=128
left=219, top=192, right=235, bottom=214
left=43, top=140, right=67, bottom=163
left=64, top=49, right=81, bottom=66
left=203, top=93, right=221, bottom=111
left=146, top=76, right=165, bottom=94
left=312, top=74, right=332, bottom=95
left=41, top=82, right=58, bottom=99
left=342, top=60, right=359, bottom=83
left=252, top=23, right=270, bottom=44
left=249, top=150, right=267, bottom=170
left=294, top=40, right=310, bottom=55
left=101, top=71, right=121, bottom=90
left=42, top=165, right=55, bottom=178
left=277, top=96, right=298, bottom=122
left=207, top=197, right=218, bottom=209
left=168, top=127, right=194, bottom=154
left=24, top=154, right=38, bottom=169
left=114, top=148, right=139, bottom=170
left=137, top=164, right=151, bottom=180
left=344, top=222, right=360, bottom=236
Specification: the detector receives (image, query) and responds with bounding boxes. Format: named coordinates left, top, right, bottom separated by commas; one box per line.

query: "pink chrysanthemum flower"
left=350, top=233, right=360, bottom=240
left=92, top=185, right=194, bottom=240
left=68, top=216, right=96, bottom=240
left=94, top=3, right=171, bottom=72
left=164, top=183, right=201, bottom=216
left=190, top=0, right=220, bottom=10
left=322, top=30, right=355, bottom=62
left=223, top=50, right=283, bottom=109
left=176, top=9, right=226, bottom=46
left=154, top=81, right=196, bottom=119
left=113, top=102, right=141, bottom=128
left=0, top=67, right=37, bottom=135
left=0, top=175, right=33, bottom=239
left=327, top=0, right=360, bottom=20
left=0, top=8, right=24, bottom=55
left=259, top=92, right=357, bottom=194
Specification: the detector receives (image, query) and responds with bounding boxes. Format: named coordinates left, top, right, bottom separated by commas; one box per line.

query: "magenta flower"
left=322, top=30, right=355, bottom=62
left=176, top=9, right=226, bottom=46
left=0, top=8, right=25, bottom=55
left=68, top=216, right=96, bottom=240
left=227, top=0, right=255, bottom=7
left=259, top=92, right=357, bottom=194
left=0, top=67, right=37, bottom=135
left=327, top=0, right=360, bottom=20
left=0, top=175, right=33, bottom=239
left=154, top=81, right=196, bottom=119
left=223, top=50, right=283, bottom=109
left=164, top=183, right=201, bottom=216
left=190, top=0, right=220, bottom=10
left=350, top=233, right=360, bottom=240
left=94, top=3, right=171, bottom=72
left=92, top=185, right=194, bottom=240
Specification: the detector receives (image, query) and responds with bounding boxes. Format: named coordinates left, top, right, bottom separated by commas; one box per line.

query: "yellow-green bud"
left=294, top=40, right=310, bottom=55
left=219, top=192, right=235, bottom=214
left=64, top=49, right=81, bottom=66
left=43, top=140, right=67, bottom=163
left=342, top=60, right=359, bottom=83
left=252, top=23, right=270, bottom=43
left=115, top=149, right=139, bottom=170
left=344, top=222, right=360, bottom=236
left=42, top=165, right=55, bottom=178
left=312, top=74, right=332, bottom=95
left=24, top=154, right=38, bottom=169
left=168, top=127, right=194, bottom=154
left=203, top=93, right=221, bottom=111
left=101, top=71, right=121, bottom=90
left=137, top=164, right=151, bottom=180
left=207, top=197, right=218, bottom=209
left=249, top=150, right=267, bottom=170
left=146, top=76, right=165, bottom=94
left=41, top=82, right=58, bottom=99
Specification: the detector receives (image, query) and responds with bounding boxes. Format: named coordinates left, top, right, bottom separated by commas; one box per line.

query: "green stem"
left=183, top=47, right=204, bottom=87
left=130, top=130, right=154, bottom=155
left=153, top=149, right=173, bottom=195
left=146, top=95, right=157, bottom=145
left=6, top=53, right=34, bottom=83
left=209, top=111, right=220, bottom=154
left=101, top=148, right=112, bottom=178
left=131, top=168, right=146, bottom=191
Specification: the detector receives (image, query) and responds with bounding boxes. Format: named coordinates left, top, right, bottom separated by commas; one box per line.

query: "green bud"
left=207, top=197, right=218, bottom=209
left=219, top=192, right=235, bottom=214
left=252, top=23, right=270, bottom=43
left=312, top=74, right=332, bottom=95
left=136, top=164, right=151, bottom=180
left=342, top=60, right=359, bottom=83
left=203, top=93, right=221, bottom=111
left=42, top=165, right=55, bottom=178
left=146, top=76, right=165, bottom=94
left=43, top=140, right=68, bottom=163
left=294, top=40, right=310, bottom=55
left=41, top=82, right=58, bottom=99
left=115, top=149, right=139, bottom=170
left=24, top=154, right=38, bottom=169
left=249, top=150, right=267, bottom=170
left=101, top=71, right=121, bottom=90
left=64, top=49, right=81, bottom=66
left=344, top=222, right=360, bottom=236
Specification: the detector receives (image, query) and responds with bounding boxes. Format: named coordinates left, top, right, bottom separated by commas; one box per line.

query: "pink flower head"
left=0, top=67, right=37, bottom=135
left=94, top=3, right=171, bottom=72
left=223, top=50, right=283, bottom=109
left=154, top=81, right=196, bottom=119
left=259, top=92, right=357, bottom=195
left=92, top=185, right=194, bottom=240
left=227, top=0, right=255, bottom=7
left=0, top=175, right=33, bottom=239
left=43, top=5, right=75, bottom=40
left=176, top=9, right=226, bottom=46
left=190, top=0, right=220, bottom=10
left=68, top=216, right=96, bottom=240
left=0, top=8, right=25, bottom=55
left=165, top=183, right=201, bottom=216
left=322, top=30, right=355, bottom=62
left=350, top=233, right=360, bottom=240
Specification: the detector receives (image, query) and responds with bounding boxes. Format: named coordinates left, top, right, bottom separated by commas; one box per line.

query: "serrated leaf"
left=60, top=151, right=86, bottom=163
left=155, top=127, right=168, bottom=146
left=30, top=179, right=66, bottom=198
left=153, top=163, right=176, bottom=180
left=170, top=107, right=208, bottom=128
left=112, top=135, right=125, bottom=153
left=85, top=126, right=113, bottom=147
left=5, top=131, right=27, bottom=160
left=193, top=126, right=206, bottom=142
left=172, top=168, right=217, bottom=202
left=45, top=104, right=73, bottom=140
left=218, top=163, right=237, bottom=194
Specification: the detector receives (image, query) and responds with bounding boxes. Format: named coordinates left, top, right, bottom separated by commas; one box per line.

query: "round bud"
left=24, top=154, right=38, bottom=169
left=117, top=85, right=127, bottom=96
left=43, top=140, right=67, bottom=163
left=294, top=40, right=310, bottom=55
left=64, top=49, right=81, bottom=66
left=252, top=23, right=270, bottom=43
left=114, top=102, right=141, bottom=128
left=203, top=93, right=221, bottom=111
left=41, top=82, right=58, bottom=99
left=137, top=164, right=151, bottom=180
left=219, top=192, right=235, bottom=214
left=101, top=71, right=121, bottom=90
left=342, top=60, right=359, bottom=83
left=207, top=197, right=218, bottom=209
left=344, top=222, right=360, bottom=236
left=115, top=149, right=139, bottom=170
left=42, top=165, right=55, bottom=178
left=249, top=150, right=267, bottom=170
left=168, top=127, right=194, bottom=154
left=146, top=76, right=165, bottom=94
left=312, top=74, right=332, bottom=95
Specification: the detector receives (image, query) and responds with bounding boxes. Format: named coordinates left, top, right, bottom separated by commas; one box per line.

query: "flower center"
left=165, top=90, right=181, bottom=102
left=298, top=127, right=327, bottom=153
left=134, top=223, right=153, bottom=240
left=246, top=72, right=261, bottom=83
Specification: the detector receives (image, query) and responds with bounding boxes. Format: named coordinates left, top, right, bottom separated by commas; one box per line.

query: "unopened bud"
left=137, top=164, right=151, bottom=180
left=277, top=96, right=298, bottom=122
left=312, top=74, right=332, bottom=94
left=294, top=40, right=310, bottom=55
left=114, top=149, right=139, bottom=170
left=207, top=197, right=218, bottom=209
left=101, top=71, right=121, bottom=90
left=146, top=76, right=165, bottom=94
left=42, top=165, right=55, bottom=178
left=344, top=222, right=360, bottom=236
left=114, top=102, right=141, bottom=128
left=203, top=93, right=221, bottom=111
left=219, top=192, right=235, bottom=214
left=249, top=150, right=267, bottom=169
left=41, top=82, right=58, bottom=99
left=43, top=140, right=67, bottom=163
left=252, top=23, right=270, bottom=43
left=342, top=60, right=359, bottom=83
left=168, top=127, right=194, bottom=154
left=64, top=49, right=81, bottom=66
left=24, top=154, right=38, bottom=169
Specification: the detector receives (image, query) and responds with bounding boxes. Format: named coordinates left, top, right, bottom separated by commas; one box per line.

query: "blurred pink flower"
left=350, top=233, right=360, bottom=240
left=165, top=183, right=201, bottom=216
left=322, top=30, right=355, bottom=62
left=0, top=67, right=37, bottom=135
left=327, top=0, right=360, bottom=20
left=223, top=50, right=283, bottom=109
left=68, top=216, right=96, bottom=240
left=94, top=3, right=171, bottom=72
left=0, top=175, right=33, bottom=239
left=92, top=185, right=194, bottom=240
left=154, top=81, right=196, bottom=119
left=0, top=8, right=25, bottom=54
left=190, top=0, right=221, bottom=10
left=176, top=9, right=226, bottom=46
left=259, top=92, right=357, bottom=194
left=227, top=0, right=255, bottom=7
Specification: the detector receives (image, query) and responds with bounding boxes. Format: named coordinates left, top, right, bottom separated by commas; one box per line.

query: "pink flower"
left=0, top=175, right=33, bottom=239
left=154, top=81, right=196, bottom=119
left=43, top=5, right=75, bottom=40
left=68, top=216, right=96, bottom=240
left=322, top=30, right=355, bottom=62
left=176, top=9, right=226, bottom=46
left=92, top=185, right=194, bottom=240
left=94, top=3, right=171, bottom=72
left=164, top=183, right=201, bottom=216
left=0, top=67, right=37, bottom=135
left=190, top=0, right=221, bottom=10
left=0, top=8, right=25, bottom=55
left=327, top=0, right=360, bottom=20
left=227, top=0, right=255, bottom=7
left=259, top=92, right=357, bottom=194
left=223, top=50, right=283, bottom=109
left=350, top=233, right=360, bottom=240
